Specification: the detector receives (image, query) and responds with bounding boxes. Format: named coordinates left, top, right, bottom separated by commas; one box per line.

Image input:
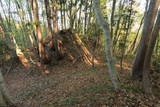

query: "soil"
left=3, top=58, right=160, bottom=107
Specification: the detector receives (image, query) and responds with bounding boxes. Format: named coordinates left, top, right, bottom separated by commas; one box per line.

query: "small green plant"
left=121, top=84, right=144, bottom=93
left=61, top=97, right=79, bottom=106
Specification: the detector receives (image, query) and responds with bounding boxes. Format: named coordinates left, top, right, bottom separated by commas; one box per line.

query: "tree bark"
left=31, top=0, right=47, bottom=63
left=93, top=0, right=119, bottom=89
left=0, top=68, right=15, bottom=107
left=132, top=0, right=160, bottom=78
left=143, top=10, right=160, bottom=94
left=110, top=0, right=116, bottom=39
left=51, top=0, right=58, bottom=33
left=44, top=0, right=54, bottom=47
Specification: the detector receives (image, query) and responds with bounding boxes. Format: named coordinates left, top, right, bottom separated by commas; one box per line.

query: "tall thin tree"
left=93, top=0, right=119, bottom=89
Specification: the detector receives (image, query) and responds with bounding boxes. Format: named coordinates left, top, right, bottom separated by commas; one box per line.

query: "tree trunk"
left=0, top=68, right=15, bottom=107
left=120, top=1, right=133, bottom=70
left=44, top=0, right=54, bottom=47
left=26, top=0, right=37, bottom=47
left=127, top=0, right=149, bottom=54
left=112, top=0, right=125, bottom=52
left=128, top=16, right=144, bottom=53
left=51, top=0, right=58, bottom=33
left=31, top=0, right=47, bottom=63
left=143, top=10, right=160, bottom=94
left=93, top=0, right=119, bottom=89
left=60, top=1, right=64, bottom=30
left=132, top=0, right=160, bottom=78
left=110, top=0, right=116, bottom=39
left=84, top=1, right=88, bottom=34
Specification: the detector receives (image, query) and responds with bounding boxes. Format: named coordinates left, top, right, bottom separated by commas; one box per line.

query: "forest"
left=0, top=0, right=160, bottom=106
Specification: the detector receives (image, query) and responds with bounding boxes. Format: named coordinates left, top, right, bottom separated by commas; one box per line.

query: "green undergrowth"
left=120, top=84, right=144, bottom=94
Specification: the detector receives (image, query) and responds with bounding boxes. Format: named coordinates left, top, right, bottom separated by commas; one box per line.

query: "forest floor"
left=3, top=52, right=160, bottom=107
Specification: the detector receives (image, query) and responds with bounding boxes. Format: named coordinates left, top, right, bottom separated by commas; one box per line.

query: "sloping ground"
left=3, top=60, right=160, bottom=107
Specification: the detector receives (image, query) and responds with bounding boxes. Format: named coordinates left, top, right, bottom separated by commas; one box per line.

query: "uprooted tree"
left=43, top=29, right=98, bottom=66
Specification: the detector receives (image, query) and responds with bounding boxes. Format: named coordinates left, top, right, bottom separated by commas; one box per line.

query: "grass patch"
left=61, top=97, right=79, bottom=106
left=79, top=84, right=114, bottom=94
left=121, top=84, right=144, bottom=93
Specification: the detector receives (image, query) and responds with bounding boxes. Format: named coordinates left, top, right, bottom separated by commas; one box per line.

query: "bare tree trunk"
left=44, top=0, right=54, bottom=47
left=0, top=14, right=5, bottom=40
left=31, top=0, right=47, bottom=63
left=87, top=0, right=93, bottom=31
left=0, top=68, right=15, bottom=107
left=77, top=0, right=83, bottom=33
left=51, top=0, right=58, bottom=33
left=128, top=0, right=149, bottom=53
left=63, top=2, right=66, bottom=29
left=93, top=0, right=119, bottom=89
left=120, top=1, right=133, bottom=70
left=112, top=0, right=125, bottom=52
left=132, top=0, right=160, bottom=78
left=26, top=0, right=37, bottom=45
left=110, top=0, right=116, bottom=39
left=60, top=1, right=64, bottom=30
left=128, top=16, right=144, bottom=53
left=84, top=1, right=88, bottom=34
left=143, top=10, right=160, bottom=94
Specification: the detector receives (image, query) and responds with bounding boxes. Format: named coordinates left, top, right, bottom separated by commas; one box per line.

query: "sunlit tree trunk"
left=51, top=0, right=58, bottom=33
left=26, top=0, right=37, bottom=46
left=93, top=0, right=119, bottom=89
left=31, top=0, right=47, bottom=63
left=0, top=14, right=5, bottom=40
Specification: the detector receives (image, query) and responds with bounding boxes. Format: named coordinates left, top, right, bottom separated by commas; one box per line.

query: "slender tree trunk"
left=60, top=1, right=64, bottom=30
left=93, top=0, right=119, bottom=89
left=120, top=1, right=133, bottom=70
left=0, top=14, right=5, bottom=40
left=132, top=0, right=160, bottom=78
left=77, top=0, right=82, bottom=33
left=51, top=0, right=58, bottom=33
left=84, top=1, right=88, bottom=34
left=110, top=0, right=116, bottom=39
left=112, top=0, right=125, bottom=52
left=26, top=0, right=37, bottom=45
left=155, top=36, right=160, bottom=56
left=128, top=16, right=144, bottom=53
left=143, top=10, right=160, bottom=94
left=128, top=0, right=149, bottom=53
left=87, top=0, right=93, bottom=31
left=44, top=0, right=54, bottom=47
left=63, top=2, right=66, bottom=29
left=31, top=0, right=47, bottom=63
